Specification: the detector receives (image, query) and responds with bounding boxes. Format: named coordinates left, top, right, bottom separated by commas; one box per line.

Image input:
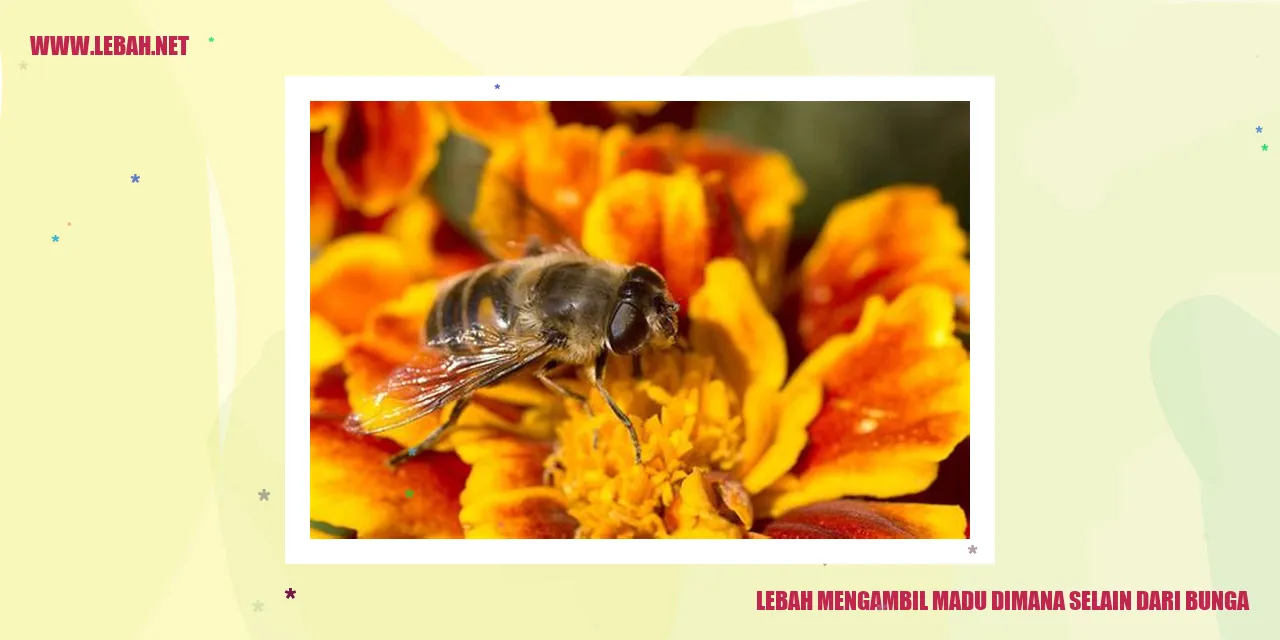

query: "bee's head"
left=605, top=264, right=680, bottom=356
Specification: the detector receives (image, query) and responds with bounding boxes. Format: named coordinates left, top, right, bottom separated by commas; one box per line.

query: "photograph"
left=301, top=90, right=978, bottom=548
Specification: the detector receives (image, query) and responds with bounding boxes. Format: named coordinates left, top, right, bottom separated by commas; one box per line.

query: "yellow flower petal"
left=310, top=233, right=415, bottom=334
left=688, top=258, right=787, bottom=394
left=665, top=469, right=750, bottom=539
left=736, top=380, right=821, bottom=494
left=452, top=430, right=577, bottom=539
left=310, top=314, right=345, bottom=385
left=755, top=285, right=970, bottom=518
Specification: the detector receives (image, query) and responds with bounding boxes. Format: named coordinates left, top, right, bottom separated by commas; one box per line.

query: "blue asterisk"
left=131, top=174, right=140, bottom=183
left=52, top=235, right=60, bottom=242
left=1257, top=126, right=1263, bottom=133
left=494, top=84, right=500, bottom=89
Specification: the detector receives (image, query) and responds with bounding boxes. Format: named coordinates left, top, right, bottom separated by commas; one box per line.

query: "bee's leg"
left=386, top=396, right=471, bottom=468
left=535, top=360, right=593, bottom=415
left=631, top=354, right=643, bottom=378
left=588, top=352, right=643, bottom=464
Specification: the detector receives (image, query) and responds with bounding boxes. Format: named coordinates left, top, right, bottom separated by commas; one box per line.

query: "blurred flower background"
left=309, top=100, right=972, bottom=540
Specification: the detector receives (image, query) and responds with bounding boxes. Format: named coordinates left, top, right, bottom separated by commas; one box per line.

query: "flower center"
left=543, top=350, right=746, bottom=538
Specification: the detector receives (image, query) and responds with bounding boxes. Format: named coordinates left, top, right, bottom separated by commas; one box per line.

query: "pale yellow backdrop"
left=1, top=0, right=1276, bottom=638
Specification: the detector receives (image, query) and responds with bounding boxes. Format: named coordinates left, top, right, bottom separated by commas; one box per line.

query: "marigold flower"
left=322, top=101, right=448, bottom=216
left=308, top=105, right=969, bottom=540
left=797, top=185, right=970, bottom=352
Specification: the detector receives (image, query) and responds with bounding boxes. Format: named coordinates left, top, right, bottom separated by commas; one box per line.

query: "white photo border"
left=284, top=76, right=995, bottom=565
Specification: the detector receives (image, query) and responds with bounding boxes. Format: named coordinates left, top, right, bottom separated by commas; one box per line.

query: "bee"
left=343, top=136, right=682, bottom=466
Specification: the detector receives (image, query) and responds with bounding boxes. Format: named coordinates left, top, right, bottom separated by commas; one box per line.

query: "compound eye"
left=607, top=302, right=649, bottom=355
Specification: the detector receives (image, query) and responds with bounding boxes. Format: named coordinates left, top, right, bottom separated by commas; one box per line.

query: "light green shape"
left=1151, top=296, right=1277, bottom=637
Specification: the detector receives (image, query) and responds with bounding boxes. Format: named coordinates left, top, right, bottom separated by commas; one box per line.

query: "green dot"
left=405, top=490, right=415, bottom=498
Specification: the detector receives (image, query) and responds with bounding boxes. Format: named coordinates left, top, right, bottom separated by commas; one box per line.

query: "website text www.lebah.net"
left=29, top=36, right=190, bottom=56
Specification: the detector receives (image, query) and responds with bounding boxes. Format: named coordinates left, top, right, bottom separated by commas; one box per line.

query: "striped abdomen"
left=425, top=262, right=524, bottom=350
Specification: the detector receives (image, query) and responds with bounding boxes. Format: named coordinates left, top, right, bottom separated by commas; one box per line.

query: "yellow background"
left=2, top=0, right=1276, bottom=638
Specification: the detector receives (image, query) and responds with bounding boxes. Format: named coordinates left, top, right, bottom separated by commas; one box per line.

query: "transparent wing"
left=343, top=327, right=554, bottom=436
left=429, top=132, right=583, bottom=262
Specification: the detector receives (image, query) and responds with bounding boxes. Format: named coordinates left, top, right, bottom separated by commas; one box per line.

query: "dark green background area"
left=695, top=101, right=971, bottom=240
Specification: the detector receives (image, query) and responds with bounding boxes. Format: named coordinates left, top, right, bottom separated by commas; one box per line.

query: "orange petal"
left=310, top=101, right=348, bottom=132
left=688, top=258, right=787, bottom=394
left=451, top=429, right=577, bottom=538
left=458, top=487, right=578, bottom=539
left=608, top=101, right=666, bottom=117
left=761, top=500, right=967, bottom=539
left=604, top=128, right=803, bottom=305
left=736, top=380, right=821, bottom=494
left=324, top=101, right=448, bottom=216
left=604, top=125, right=681, bottom=175
left=665, top=469, right=750, bottom=538
left=679, top=134, right=804, bottom=304
left=443, top=101, right=554, bottom=148
left=755, top=285, right=970, bottom=518
left=472, top=124, right=608, bottom=248
left=798, top=185, right=969, bottom=352
left=310, top=419, right=469, bottom=538
left=580, top=169, right=711, bottom=302
left=310, top=233, right=415, bottom=334
left=310, top=131, right=341, bottom=247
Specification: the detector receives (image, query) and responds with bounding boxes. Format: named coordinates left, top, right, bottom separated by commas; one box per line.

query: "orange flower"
left=307, top=102, right=970, bottom=540
left=797, top=185, right=970, bottom=352
left=322, top=101, right=448, bottom=216
left=443, top=101, right=554, bottom=149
